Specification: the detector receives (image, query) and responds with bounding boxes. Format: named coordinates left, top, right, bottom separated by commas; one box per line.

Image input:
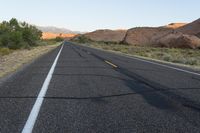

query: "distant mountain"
left=42, top=32, right=76, bottom=40
left=36, top=26, right=81, bottom=34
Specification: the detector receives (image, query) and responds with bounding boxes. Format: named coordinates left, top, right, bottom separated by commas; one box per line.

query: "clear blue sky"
left=0, top=0, right=199, bottom=31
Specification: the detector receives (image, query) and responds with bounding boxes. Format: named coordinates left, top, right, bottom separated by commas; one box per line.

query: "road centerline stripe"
left=105, top=60, right=118, bottom=68
left=22, top=44, right=64, bottom=133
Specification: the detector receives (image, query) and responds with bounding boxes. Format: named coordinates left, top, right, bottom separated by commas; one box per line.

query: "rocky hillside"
left=123, top=27, right=200, bottom=49
left=155, top=32, right=200, bottom=49
left=73, top=18, right=200, bottom=49
left=196, top=32, right=200, bottom=38
left=119, top=18, right=200, bottom=49
left=42, top=32, right=76, bottom=40
left=164, top=23, right=187, bottom=29
left=176, top=18, right=200, bottom=37
left=84, top=29, right=127, bottom=43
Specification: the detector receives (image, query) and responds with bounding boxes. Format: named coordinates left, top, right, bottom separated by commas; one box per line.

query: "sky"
left=0, top=0, right=199, bottom=32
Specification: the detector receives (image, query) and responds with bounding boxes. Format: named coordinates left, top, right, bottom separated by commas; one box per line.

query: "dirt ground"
left=0, top=44, right=59, bottom=78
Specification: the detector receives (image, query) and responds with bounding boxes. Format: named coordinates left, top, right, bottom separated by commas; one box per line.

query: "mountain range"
left=36, top=26, right=81, bottom=34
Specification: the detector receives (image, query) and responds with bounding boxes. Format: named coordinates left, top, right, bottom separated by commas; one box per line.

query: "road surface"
left=0, top=41, right=200, bottom=133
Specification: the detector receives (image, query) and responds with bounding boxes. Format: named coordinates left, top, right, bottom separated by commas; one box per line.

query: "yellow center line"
left=104, top=60, right=118, bottom=68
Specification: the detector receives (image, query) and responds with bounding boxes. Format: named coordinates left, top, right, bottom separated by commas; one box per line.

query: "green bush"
left=185, top=58, right=198, bottom=65
left=0, top=18, right=42, bottom=50
left=72, top=35, right=92, bottom=43
left=55, top=37, right=64, bottom=42
left=42, top=36, right=64, bottom=44
left=162, top=54, right=172, bottom=62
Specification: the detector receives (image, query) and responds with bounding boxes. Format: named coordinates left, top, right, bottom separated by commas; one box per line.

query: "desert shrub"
left=0, top=48, right=11, bottom=56
left=162, top=54, right=172, bottom=62
left=185, top=58, right=198, bottom=65
left=55, top=37, right=64, bottom=42
left=42, top=37, right=64, bottom=45
left=72, top=35, right=92, bottom=43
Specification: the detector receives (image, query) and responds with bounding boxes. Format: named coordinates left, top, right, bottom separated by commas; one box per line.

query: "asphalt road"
left=0, top=41, right=200, bottom=133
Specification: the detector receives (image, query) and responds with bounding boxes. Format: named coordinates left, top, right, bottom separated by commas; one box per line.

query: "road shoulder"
left=0, top=43, right=60, bottom=81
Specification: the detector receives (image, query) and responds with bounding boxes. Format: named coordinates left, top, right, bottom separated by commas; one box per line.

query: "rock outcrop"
left=123, top=27, right=172, bottom=46
left=155, top=32, right=200, bottom=49
left=123, top=27, right=200, bottom=49
left=123, top=18, right=200, bottom=48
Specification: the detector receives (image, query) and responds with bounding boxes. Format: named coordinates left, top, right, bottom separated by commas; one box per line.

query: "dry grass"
left=0, top=48, right=12, bottom=56
left=0, top=43, right=60, bottom=78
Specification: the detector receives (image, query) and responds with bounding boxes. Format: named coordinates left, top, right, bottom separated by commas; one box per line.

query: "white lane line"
left=124, top=55, right=200, bottom=76
left=22, top=44, right=64, bottom=133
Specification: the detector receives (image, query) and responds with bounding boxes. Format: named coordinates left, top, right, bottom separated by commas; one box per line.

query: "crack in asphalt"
left=0, top=87, right=200, bottom=100
left=71, top=45, right=84, bottom=58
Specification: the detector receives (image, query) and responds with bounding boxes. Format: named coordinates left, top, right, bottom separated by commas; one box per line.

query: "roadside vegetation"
left=72, top=36, right=200, bottom=68
left=42, top=37, right=64, bottom=45
left=0, top=18, right=42, bottom=50
left=0, top=18, right=62, bottom=57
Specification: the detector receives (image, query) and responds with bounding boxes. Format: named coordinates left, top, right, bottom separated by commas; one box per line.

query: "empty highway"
left=0, top=42, right=200, bottom=133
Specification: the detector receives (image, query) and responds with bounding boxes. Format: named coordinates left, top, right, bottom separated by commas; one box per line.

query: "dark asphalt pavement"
left=0, top=41, right=200, bottom=133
